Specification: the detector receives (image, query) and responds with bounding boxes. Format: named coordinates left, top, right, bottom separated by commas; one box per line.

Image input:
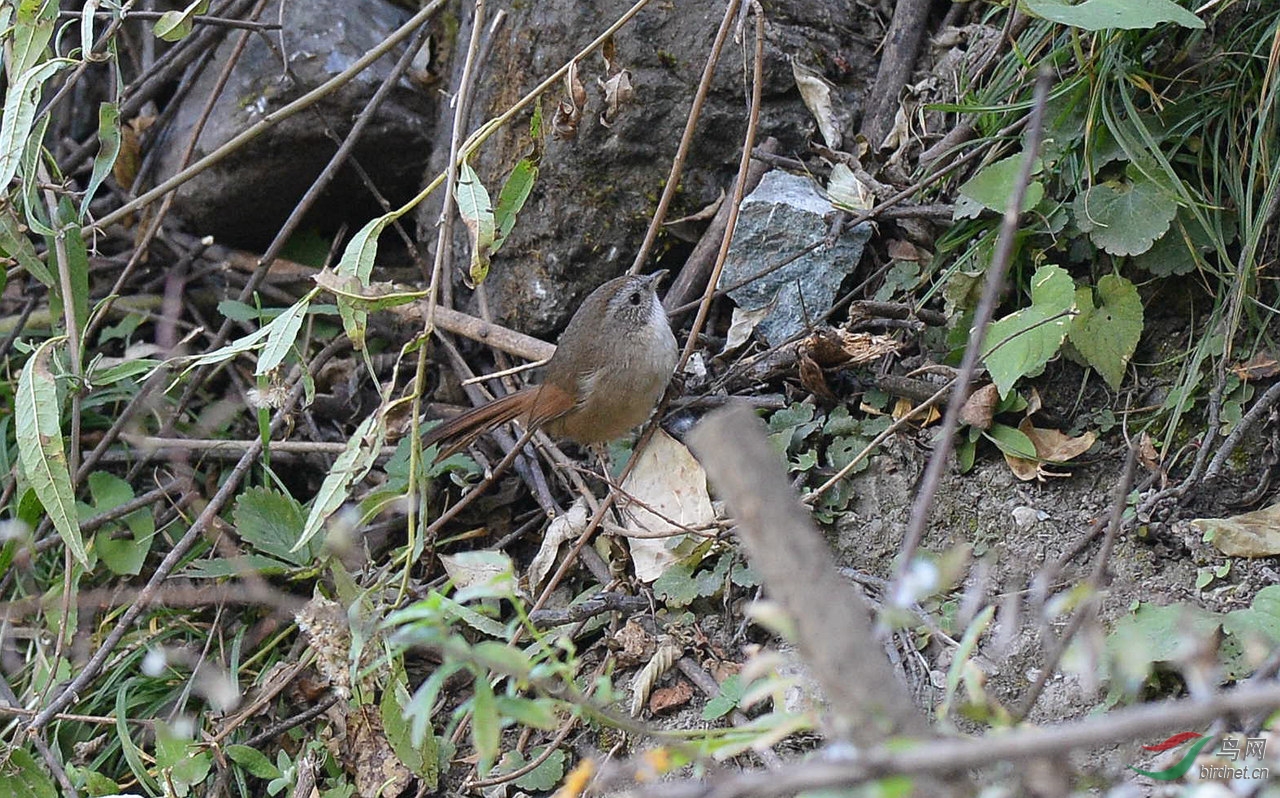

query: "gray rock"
left=152, top=0, right=436, bottom=247
left=719, top=170, right=871, bottom=346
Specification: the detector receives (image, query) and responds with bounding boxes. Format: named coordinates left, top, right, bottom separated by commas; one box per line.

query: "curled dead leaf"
left=790, top=57, right=841, bottom=149
left=552, top=61, right=586, bottom=140
left=959, top=383, right=999, bottom=430
left=1003, top=419, right=1097, bottom=482
left=599, top=69, right=633, bottom=127
left=798, top=343, right=836, bottom=402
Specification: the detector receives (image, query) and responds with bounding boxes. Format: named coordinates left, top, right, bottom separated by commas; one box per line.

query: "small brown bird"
left=425, top=271, right=678, bottom=458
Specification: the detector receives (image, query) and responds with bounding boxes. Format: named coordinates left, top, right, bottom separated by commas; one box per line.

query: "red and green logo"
left=1130, top=732, right=1217, bottom=781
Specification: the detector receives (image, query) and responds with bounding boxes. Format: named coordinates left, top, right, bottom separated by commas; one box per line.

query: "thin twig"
left=891, top=70, right=1052, bottom=595
left=628, top=0, right=742, bottom=276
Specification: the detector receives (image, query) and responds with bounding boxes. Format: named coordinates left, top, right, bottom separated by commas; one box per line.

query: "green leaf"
left=383, top=679, right=440, bottom=786
left=226, top=745, right=282, bottom=780
left=87, top=472, right=156, bottom=576
left=256, top=297, right=309, bottom=375
left=1068, top=275, right=1143, bottom=390
left=56, top=196, right=91, bottom=334
left=493, top=158, right=538, bottom=253
left=1073, top=167, right=1178, bottom=256
left=1132, top=206, right=1233, bottom=277
left=295, top=413, right=384, bottom=553
left=471, top=677, right=500, bottom=775
left=473, top=641, right=534, bottom=680
left=652, top=559, right=699, bottom=606
left=184, top=554, right=293, bottom=577
left=234, top=487, right=312, bottom=566
left=956, top=153, right=1044, bottom=218
left=0, top=59, right=74, bottom=189
left=513, top=747, right=565, bottom=792
left=0, top=203, right=50, bottom=287
left=454, top=160, right=496, bottom=286
left=332, top=214, right=395, bottom=350
left=494, top=696, right=560, bottom=730
left=1105, top=602, right=1218, bottom=688
left=16, top=339, right=87, bottom=566
left=983, top=423, right=1037, bottom=459
left=702, top=674, right=744, bottom=720
left=0, top=747, right=57, bottom=798
left=153, top=0, right=210, bottom=41
left=981, top=264, right=1076, bottom=397
left=12, top=0, right=59, bottom=78
left=81, top=102, right=122, bottom=218
left=1023, top=0, right=1203, bottom=30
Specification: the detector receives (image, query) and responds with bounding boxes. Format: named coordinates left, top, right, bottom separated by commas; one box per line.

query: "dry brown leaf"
left=887, top=239, right=921, bottom=261
left=1230, top=352, right=1280, bottom=381
left=1004, top=419, right=1097, bottom=481
left=347, top=704, right=411, bottom=798
left=598, top=69, right=633, bottom=127
left=720, top=298, right=776, bottom=356
left=892, top=395, right=940, bottom=425
left=1137, top=432, right=1161, bottom=474
left=620, top=431, right=716, bottom=581
left=631, top=639, right=681, bottom=716
left=613, top=619, right=655, bottom=667
left=552, top=60, right=586, bottom=140
left=113, top=115, right=153, bottom=190
left=650, top=680, right=695, bottom=715
left=790, top=57, right=841, bottom=149
left=804, top=328, right=903, bottom=366
left=529, top=499, right=588, bottom=591
left=959, top=383, right=999, bottom=430
left=1193, top=504, right=1280, bottom=557
left=798, top=344, right=836, bottom=402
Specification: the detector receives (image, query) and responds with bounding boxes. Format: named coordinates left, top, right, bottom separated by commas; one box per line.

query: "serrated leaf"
left=1074, top=169, right=1177, bottom=256
left=1132, top=206, right=1233, bottom=277
left=16, top=339, right=87, bottom=566
left=513, top=747, right=565, bottom=792
left=652, top=560, right=699, bottom=606
left=234, top=487, right=311, bottom=566
left=455, top=160, right=496, bottom=286
left=295, top=413, right=383, bottom=553
left=493, top=158, right=537, bottom=252
left=255, top=297, right=308, bottom=375
left=1023, top=0, right=1203, bottom=30
left=1068, top=275, right=1143, bottom=389
left=957, top=153, right=1044, bottom=217
left=981, top=264, right=1076, bottom=397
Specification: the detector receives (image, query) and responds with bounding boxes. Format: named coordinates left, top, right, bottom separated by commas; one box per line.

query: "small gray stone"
left=719, top=170, right=871, bottom=346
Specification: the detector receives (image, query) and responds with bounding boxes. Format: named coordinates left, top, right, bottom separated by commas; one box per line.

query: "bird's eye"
left=629, top=292, right=641, bottom=305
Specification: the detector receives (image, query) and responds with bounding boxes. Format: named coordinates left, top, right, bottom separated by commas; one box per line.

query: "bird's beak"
left=643, top=269, right=669, bottom=287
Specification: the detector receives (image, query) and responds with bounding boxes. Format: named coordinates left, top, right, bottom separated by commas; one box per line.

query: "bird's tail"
left=423, top=387, right=536, bottom=460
